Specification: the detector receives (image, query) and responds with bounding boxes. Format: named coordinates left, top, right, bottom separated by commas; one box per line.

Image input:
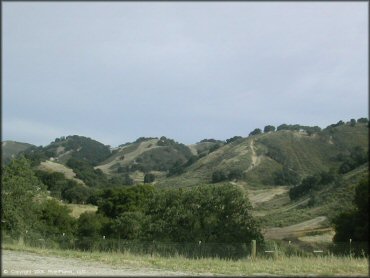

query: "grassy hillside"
left=155, top=122, right=368, bottom=188
left=253, top=163, right=368, bottom=240
left=2, top=141, right=34, bottom=165
left=2, top=118, right=368, bottom=249
left=96, top=137, right=193, bottom=182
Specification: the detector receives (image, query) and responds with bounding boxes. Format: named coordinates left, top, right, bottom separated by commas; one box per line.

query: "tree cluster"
left=225, top=136, right=243, bottom=144
left=337, top=146, right=368, bottom=174
left=35, top=170, right=93, bottom=203
left=2, top=157, right=76, bottom=242
left=211, top=168, right=245, bottom=183
left=249, top=128, right=262, bottom=136
left=289, top=170, right=336, bottom=200
left=273, top=166, right=300, bottom=186
left=85, top=184, right=263, bottom=245
left=333, top=178, right=368, bottom=245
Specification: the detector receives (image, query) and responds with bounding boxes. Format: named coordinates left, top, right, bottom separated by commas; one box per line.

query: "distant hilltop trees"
left=247, top=117, right=368, bottom=138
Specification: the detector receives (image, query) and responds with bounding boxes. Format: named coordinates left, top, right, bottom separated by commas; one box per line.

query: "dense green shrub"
left=333, top=178, right=368, bottom=246
left=2, top=157, right=46, bottom=238
left=289, top=170, right=336, bottom=200
left=338, top=146, right=368, bottom=174
left=211, top=170, right=228, bottom=183
left=225, top=136, right=243, bottom=144
left=142, top=184, right=263, bottom=244
left=249, top=128, right=262, bottom=136
left=273, top=166, right=300, bottom=185
left=263, top=125, right=276, bottom=133
left=144, top=173, right=155, bottom=183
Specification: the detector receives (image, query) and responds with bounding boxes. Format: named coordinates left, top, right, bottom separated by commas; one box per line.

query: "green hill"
left=95, top=136, right=194, bottom=180
left=155, top=122, right=368, bottom=188
left=3, top=118, right=368, bottom=244
left=2, top=141, right=34, bottom=165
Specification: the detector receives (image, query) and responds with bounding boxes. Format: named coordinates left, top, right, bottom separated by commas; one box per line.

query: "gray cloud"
left=3, top=2, right=368, bottom=146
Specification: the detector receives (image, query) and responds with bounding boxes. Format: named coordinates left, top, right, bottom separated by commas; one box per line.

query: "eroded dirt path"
left=263, top=216, right=328, bottom=240
left=246, top=139, right=262, bottom=172
left=1, top=250, right=193, bottom=276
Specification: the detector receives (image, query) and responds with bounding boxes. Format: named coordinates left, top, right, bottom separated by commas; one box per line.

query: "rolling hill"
left=155, top=122, right=368, bottom=188
left=2, top=141, right=34, bottom=165
left=2, top=118, right=368, bottom=243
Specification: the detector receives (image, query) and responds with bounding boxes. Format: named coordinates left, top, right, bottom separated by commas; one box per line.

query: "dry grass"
left=37, top=160, right=85, bottom=185
left=247, top=186, right=289, bottom=207
left=263, top=216, right=328, bottom=240
left=65, top=204, right=98, bottom=218
left=2, top=243, right=368, bottom=276
left=95, top=139, right=160, bottom=175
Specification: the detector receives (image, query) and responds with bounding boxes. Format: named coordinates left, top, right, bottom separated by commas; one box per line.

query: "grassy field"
left=2, top=243, right=368, bottom=276
left=65, top=203, right=98, bottom=218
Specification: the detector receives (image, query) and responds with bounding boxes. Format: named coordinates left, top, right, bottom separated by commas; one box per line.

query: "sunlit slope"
left=156, top=123, right=368, bottom=188
left=37, top=160, right=86, bottom=185
left=95, top=137, right=193, bottom=177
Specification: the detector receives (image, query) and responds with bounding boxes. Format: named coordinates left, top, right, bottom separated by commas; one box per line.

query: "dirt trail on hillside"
left=1, top=250, right=193, bottom=276
left=263, top=216, right=328, bottom=240
left=246, top=139, right=261, bottom=172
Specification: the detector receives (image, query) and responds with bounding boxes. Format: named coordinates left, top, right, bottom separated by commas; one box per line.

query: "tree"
left=225, top=136, right=242, bottom=144
left=112, top=211, right=145, bottom=240
left=350, top=119, right=356, bottom=127
left=263, top=125, right=276, bottom=133
left=357, top=117, right=368, bottom=124
left=167, top=161, right=185, bottom=177
left=211, top=170, right=228, bottom=183
left=333, top=178, right=368, bottom=243
left=228, top=168, right=244, bottom=181
left=37, top=199, right=76, bottom=240
left=277, top=124, right=289, bottom=131
left=76, top=212, right=110, bottom=250
left=274, top=166, right=300, bottom=186
left=2, top=157, right=46, bottom=238
left=144, top=173, right=155, bottom=183
left=142, top=184, right=264, bottom=245
left=97, top=185, right=154, bottom=218
left=62, top=185, right=92, bottom=204
left=289, top=174, right=320, bottom=200
left=249, top=128, right=262, bottom=136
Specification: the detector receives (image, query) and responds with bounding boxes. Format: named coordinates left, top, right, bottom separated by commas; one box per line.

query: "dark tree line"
left=337, top=146, right=368, bottom=174
left=211, top=169, right=245, bottom=183
left=3, top=157, right=263, bottom=254
left=289, top=170, right=336, bottom=200
left=333, top=178, right=368, bottom=245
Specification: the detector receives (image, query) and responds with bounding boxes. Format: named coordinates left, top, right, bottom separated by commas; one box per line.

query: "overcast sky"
left=3, top=2, right=368, bottom=147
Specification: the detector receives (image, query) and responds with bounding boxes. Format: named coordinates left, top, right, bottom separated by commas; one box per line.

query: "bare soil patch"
left=263, top=216, right=328, bottom=240
left=1, top=250, right=192, bottom=276
left=247, top=186, right=289, bottom=207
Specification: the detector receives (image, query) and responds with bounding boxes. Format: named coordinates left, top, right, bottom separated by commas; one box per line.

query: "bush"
left=263, top=125, right=276, bottom=133
left=249, top=128, right=262, bottom=136
left=144, top=173, right=155, bottom=183
left=333, top=178, right=368, bottom=247
left=142, top=184, right=264, bottom=245
left=2, top=157, right=46, bottom=238
left=211, top=170, right=228, bottom=183
left=36, top=199, right=76, bottom=240
left=273, top=166, right=300, bottom=185
left=225, top=136, right=243, bottom=144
